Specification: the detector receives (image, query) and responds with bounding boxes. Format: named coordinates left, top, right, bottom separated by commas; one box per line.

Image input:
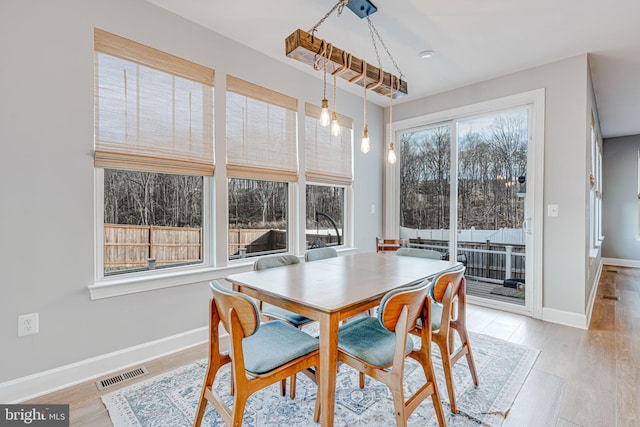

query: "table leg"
left=319, top=312, right=339, bottom=427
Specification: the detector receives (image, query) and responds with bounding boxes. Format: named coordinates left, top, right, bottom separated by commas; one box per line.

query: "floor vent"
left=96, top=366, right=149, bottom=390
left=602, top=294, right=620, bottom=301
left=606, top=269, right=619, bottom=274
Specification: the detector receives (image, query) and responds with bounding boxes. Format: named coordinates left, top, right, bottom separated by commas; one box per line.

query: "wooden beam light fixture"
left=284, top=0, right=407, bottom=99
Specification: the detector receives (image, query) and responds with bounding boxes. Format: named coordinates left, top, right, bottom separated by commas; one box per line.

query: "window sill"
left=89, top=263, right=253, bottom=300
left=90, top=247, right=358, bottom=300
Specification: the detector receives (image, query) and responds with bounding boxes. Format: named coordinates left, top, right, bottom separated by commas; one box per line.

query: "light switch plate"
left=548, top=204, right=559, bottom=217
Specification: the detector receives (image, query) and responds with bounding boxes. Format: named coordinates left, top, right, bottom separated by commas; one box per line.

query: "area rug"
left=102, top=332, right=538, bottom=427
left=490, top=287, right=525, bottom=299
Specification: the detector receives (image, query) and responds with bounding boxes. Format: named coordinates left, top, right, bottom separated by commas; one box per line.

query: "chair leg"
left=231, top=389, right=249, bottom=427
left=436, top=338, right=458, bottom=414
left=289, top=374, right=297, bottom=399
left=457, top=326, right=479, bottom=386
left=359, top=372, right=365, bottom=389
left=430, top=387, right=447, bottom=427
left=313, top=366, right=321, bottom=423
left=390, top=387, right=407, bottom=427
left=193, top=387, right=209, bottom=427
left=280, top=379, right=286, bottom=396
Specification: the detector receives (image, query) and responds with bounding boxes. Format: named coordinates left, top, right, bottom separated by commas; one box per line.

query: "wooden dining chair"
left=304, top=246, right=338, bottom=262
left=336, top=280, right=446, bottom=427
left=376, top=237, right=402, bottom=253
left=193, top=280, right=320, bottom=427
left=253, top=254, right=314, bottom=398
left=413, top=265, right=478, bottom=414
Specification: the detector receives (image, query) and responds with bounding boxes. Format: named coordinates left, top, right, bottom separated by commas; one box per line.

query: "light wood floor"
left=25, top=265, right=640, bottom=426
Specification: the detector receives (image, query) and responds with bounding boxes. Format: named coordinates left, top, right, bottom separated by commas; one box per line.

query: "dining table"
left=225, top=251, right=460, bottom=426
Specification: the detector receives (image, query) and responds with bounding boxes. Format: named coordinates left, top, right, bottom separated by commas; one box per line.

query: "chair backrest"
left=396, top=247, right=442, bottom=260
left=376, top=237, right=401, bottom=253
left=253, top=254, right=300, bottom=271
left=430, top=265, right=466, bottom=304
left=210, top=280, right=260, bottom=338
left=378, top=280, right=430, bottom=332
left=305, top=247, right=338, bottom=262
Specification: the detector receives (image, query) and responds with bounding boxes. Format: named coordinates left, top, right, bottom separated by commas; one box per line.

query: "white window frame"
left=91, top=169, right=216, bottom=299
left=305, top=182, right=349, bottom=250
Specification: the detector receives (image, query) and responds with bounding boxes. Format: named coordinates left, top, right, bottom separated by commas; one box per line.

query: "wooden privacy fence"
left=104, top=224, right=202, bottom=272
left=229, top=229, right=287, bottom=257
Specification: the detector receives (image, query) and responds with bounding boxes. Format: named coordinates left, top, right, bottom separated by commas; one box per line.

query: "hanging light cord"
left=367, top=16, right=405, bottom=82
left=309, top=0, right=349, bottom=36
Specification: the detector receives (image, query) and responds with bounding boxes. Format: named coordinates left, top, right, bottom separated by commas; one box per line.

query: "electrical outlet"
left=18, top=313, right=39, bottom=337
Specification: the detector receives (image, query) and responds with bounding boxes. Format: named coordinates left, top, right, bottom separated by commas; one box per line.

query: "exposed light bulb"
left=320, top=98, right=331, bottom=127
left=361, top=124, right=371, bottom=153
left=331, top=112, right=341, bottom=136
left=387, top=143, right=397, bottom=164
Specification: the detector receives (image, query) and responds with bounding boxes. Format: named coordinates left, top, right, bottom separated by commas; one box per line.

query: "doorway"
left=389, top=90, right=544, bottom=317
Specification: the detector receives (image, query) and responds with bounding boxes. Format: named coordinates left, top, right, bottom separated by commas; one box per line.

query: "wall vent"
left=95, top=366, right=148, bottom=390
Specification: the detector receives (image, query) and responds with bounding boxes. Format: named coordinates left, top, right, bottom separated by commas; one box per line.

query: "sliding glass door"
left=395, top=91, right=542, bottom=315
left=455, top=109, right=528, bottom=307
left=399, top=124, right=451, bottom=244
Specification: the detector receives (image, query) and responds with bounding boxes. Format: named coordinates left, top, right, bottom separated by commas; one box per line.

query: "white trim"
left=529, top=89, right=545, bottom=319
left=602, top=257, right=640, bottom=268
left=88, top=263, right=254, bottom=299
left=542, top=307, right=588, bottom=329
left=585, top=259, right=603, bottom=329
left=0, top=326, right=221, bottom=404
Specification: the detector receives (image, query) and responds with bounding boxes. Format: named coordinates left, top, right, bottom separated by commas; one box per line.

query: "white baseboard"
left=602, top=257, right=640, bottom=268
left=0, top=326, right=225, bottom=404
left=542, top=307, right=588, bottom=329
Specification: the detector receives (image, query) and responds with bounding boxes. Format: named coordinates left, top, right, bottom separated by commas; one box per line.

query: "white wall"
left=602, top=135, right=640, bottom=260
left=0, top=0, right=384, bottom=384
left=390, top=55, right=592, bottom=316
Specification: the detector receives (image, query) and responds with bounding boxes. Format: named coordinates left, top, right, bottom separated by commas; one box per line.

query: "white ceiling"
left=147, top=0, right=640, bottom=139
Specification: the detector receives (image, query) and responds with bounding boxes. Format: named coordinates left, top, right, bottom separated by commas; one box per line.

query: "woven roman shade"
left=305, top=103, right=353, bottom=185
left=226, top=75, right=298, bottom=182
left=94, top=28, right=215, bottom=176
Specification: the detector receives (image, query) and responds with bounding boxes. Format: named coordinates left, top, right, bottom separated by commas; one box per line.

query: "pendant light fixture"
left=331, top=72, right=341, bottom=136
left=319, top=57, right=331, bottom=127
left=360, top=62, right=371, bottom=153
left=387, top=75, right=397, bottom=164
left=285, top=0, right=408, bottom=157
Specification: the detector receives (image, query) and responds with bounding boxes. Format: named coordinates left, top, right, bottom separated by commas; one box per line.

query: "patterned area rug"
left=102, top=332, right=538, bottom=426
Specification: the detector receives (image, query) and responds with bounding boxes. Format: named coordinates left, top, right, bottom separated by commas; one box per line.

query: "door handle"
left=522, top=217, right=532, bottom=234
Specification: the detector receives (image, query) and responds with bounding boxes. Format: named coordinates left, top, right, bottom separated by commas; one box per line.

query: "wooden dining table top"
left=226, top=251, right=460, bottom=315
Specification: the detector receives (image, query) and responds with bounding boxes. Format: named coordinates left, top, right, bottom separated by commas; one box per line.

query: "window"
left=306, top=184, right=345, bottom=248
left=304, top=103, right=353, bottom=249
left=104, top=170, right=203, bottom=274
left=228, top=179, right=288, bottom=259
left=226, top=76, right=298, bottom=259
left=399, top=124, right=451, bottom=234
left=94, top=29, right=214, bottom=278
left=590, top=113, right=603, bottom=252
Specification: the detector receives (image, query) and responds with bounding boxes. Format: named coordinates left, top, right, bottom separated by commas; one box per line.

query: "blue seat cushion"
left=242, top=320, right=319, bottom=375
left=262, top=305, right=313, bottom=327
left=416, top=302, right=443, bottom=330
left=337, top=317, right=414, bottom=367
